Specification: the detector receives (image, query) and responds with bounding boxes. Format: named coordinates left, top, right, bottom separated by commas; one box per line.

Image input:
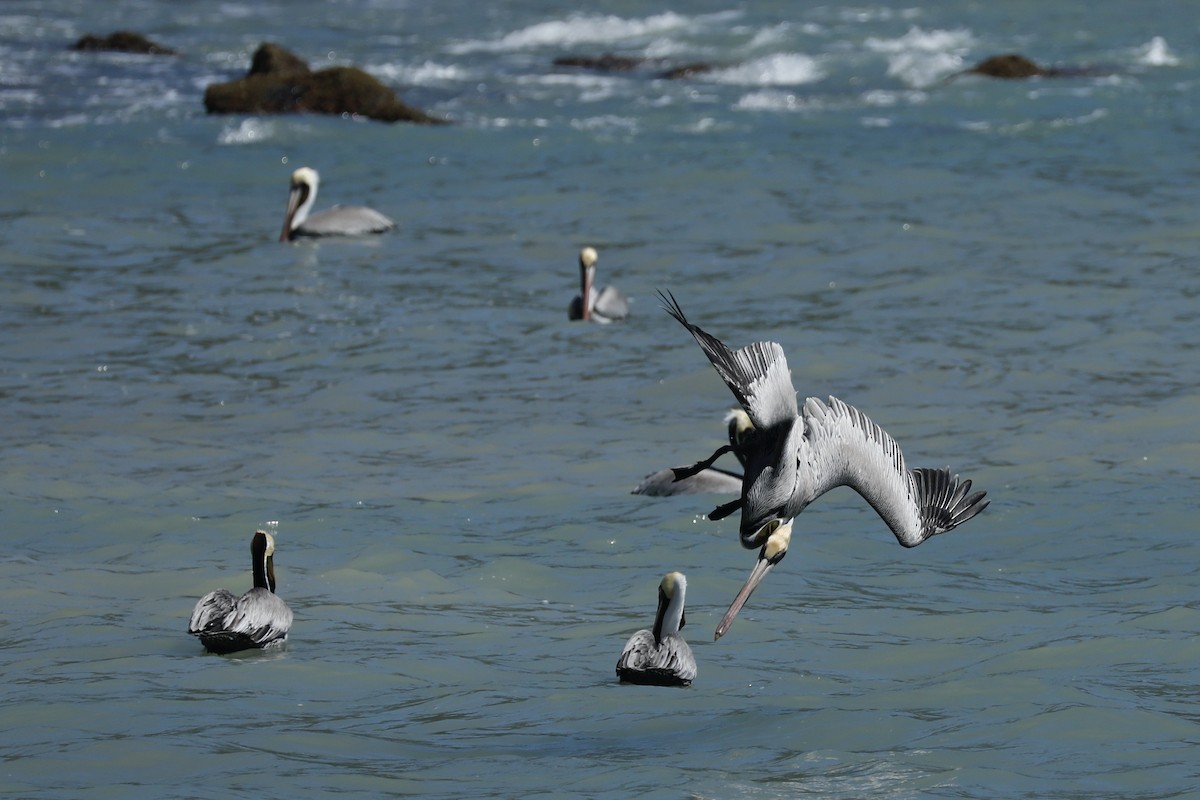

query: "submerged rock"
left=71, top=31, right=176, bottom=55
left=554, top=52, right=717, bottom=80
left=204, top=42, right=447, bottom=124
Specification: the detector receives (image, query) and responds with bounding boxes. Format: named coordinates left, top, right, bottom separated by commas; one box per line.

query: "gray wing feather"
left=659, top=291, right=797, bottom=429
left=189, top=587, right=293, bottom=653
left=189, top=588, right=237, bottom=634
left=802, top=396, right=988, bottom=547
left=298, top=206, right=395, bottom=237
left=632, top=466, right=742, bottom=496
left=616, top=630, right=696, bottom=686
left=593, top=286, right=629, bottom=321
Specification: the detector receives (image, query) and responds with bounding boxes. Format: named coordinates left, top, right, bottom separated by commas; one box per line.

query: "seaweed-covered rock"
left=204, top=42, right=447, bottom=124
left=554, top=53, right=718, bottom=80
left=71, top=31, right=176, bottom=55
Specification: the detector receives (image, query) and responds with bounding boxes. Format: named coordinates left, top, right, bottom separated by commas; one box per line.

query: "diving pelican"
left=188, top=530, right=293, bottom=654
left=568, top=246, right=629, bottom=323
left=632, top=409, right=754, bottom=496
left=658, top=291, right=989, bottom=640
left=279, top=166, right=395, bottom=241
left=616, top=571, right=696, bottom=686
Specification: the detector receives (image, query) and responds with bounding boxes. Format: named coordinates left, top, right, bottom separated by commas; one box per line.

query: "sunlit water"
left=2, top=2, right=1198, bottom=798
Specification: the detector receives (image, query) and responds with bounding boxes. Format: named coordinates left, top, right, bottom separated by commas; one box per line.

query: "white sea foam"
left=450, top=12, right=696, bottom=53
left=218, top=118, right=275, bottom=145
left=733, top=89, right=823, bottom=112
left=372, top=61, right=469, bottom=85
left=705, top=54, right=825, bottom=86
left=865, top=26, right=974, bottom=88
left=1135, top=36, right=1179, bottom=67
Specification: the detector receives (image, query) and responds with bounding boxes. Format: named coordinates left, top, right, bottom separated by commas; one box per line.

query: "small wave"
left=705, top=54, right=825, bottom=86
left=1135, top=36, right=1179, bottom=67
left=218, top=118, right=275, bottom=145
left=372, top=61, right=470, bottom=85
left=865, top=26, right=974, bottom=88
left=733, top=89, right=823, bottom=112
left=449, top=12, right=697, bottom=53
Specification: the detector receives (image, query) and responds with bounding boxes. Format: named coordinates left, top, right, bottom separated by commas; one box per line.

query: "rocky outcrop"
left=203, top=42, right=447, bottom=124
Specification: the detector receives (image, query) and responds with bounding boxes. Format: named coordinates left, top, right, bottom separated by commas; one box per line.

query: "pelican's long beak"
left=714, top=519, right=792, bottom=640
left=279, top=184, right=303, bottom=242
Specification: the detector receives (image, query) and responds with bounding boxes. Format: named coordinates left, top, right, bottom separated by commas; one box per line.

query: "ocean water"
left=2, top=1, right=1198, bottom=798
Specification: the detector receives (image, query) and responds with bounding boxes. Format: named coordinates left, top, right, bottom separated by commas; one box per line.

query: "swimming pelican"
left=658, top=291, right=989, bottom=640
left=632, top=409, right=754, bottom=495
left=279, top=166, right=395, bottom=241
left=568, top=246, right=629, bottom=322
left=616, top=571, right=696, bottom=686
left=188, top=530, right=294, bottom=654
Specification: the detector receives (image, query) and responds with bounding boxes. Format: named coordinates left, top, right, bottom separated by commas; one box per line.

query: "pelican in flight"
left=659, top=291, right=989, bottom=640
left=279, top=166, right=395, bottom=241
left=188, top=530, right=293, bottom=654
left=568, top=246, right=628, bottom=323
left=632, top=409, right=754, bottom=496
left=616, top=571, right=696, bottom=686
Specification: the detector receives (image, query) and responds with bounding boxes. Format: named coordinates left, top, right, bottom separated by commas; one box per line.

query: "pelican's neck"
left=250, top=532, right=276, bottom=593
left=652, top=576, right=687, bottom=643
left=579, top=264, right=595, bottom=320
left=290, top=183, right=315, bottom=231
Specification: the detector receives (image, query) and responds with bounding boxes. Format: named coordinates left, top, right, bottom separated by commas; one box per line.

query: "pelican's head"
left=653, top=570, right=688, bottom=644
left=280, top=166, right=320, bottom=242
left=724, top=408, right=755, bottom=468
left=578, top=246, right=598, bottom=320
left=714, top=519, right=792, bottom=640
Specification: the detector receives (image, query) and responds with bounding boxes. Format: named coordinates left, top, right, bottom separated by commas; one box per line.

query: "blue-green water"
left=2, top=2, right=1198, bottom=798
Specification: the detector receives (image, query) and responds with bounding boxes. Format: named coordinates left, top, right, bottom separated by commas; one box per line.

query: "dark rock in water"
left=968, top=54, right=1051, bottom=79
left=248, top=42, right=311, bottom=78
left=204, top=42, right=447, bottom=125
left=659, top=62, right=715, bottom=80
left=554, top=52, right=717, bottom=80
left=962, top=53, right=1104, bottom=80
left=71, top=31, right=176, bottom=55
left=554, top=53, right=649, bottom=72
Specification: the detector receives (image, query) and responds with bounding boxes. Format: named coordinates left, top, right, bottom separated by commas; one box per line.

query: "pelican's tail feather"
left=910, top=468, right=990, bottom=545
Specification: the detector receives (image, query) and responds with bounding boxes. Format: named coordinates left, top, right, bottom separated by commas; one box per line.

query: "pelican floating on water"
left=568, top=246, right=628, bottom=323
left=616, top=571, right=696, bottom=686
left=632, top=409, right=754, bottom=496
left=659, top=291, right=989, bottom=640
left=279, top=166, right=395, bottom=241
left=188, top=530, right=294, bottom=654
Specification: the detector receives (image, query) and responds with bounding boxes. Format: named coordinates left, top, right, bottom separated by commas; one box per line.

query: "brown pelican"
left=568, top=246, right=629, bottom=323
left=632, top=409, right=754, bottom=495
left=279, top=166, right=395, bottom=241
left=188, top=530, right=293, bottom=654
left=616, top=571, right=696, bottom=686
left=658, top=291, right=989, bottom=640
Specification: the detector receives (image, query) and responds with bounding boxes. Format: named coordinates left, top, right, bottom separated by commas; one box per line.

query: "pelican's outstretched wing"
left=801, top=395, right=989, bottom=547
left=659, top=291, right=798, bottom=430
